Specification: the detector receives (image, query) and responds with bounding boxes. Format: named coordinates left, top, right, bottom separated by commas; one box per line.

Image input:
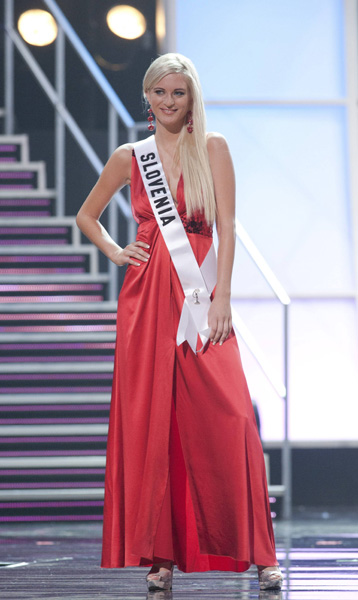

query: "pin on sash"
left=193, top=289, right=200, bottom=304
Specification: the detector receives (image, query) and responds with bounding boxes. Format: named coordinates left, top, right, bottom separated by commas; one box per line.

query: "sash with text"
left=133, top=135, right=217, bottom=354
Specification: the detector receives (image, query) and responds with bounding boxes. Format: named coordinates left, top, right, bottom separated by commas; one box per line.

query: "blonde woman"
left=76, top=53, right=282, bottom=592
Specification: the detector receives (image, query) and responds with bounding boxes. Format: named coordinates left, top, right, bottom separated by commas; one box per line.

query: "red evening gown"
left=101, top=153, right=278, bottom=572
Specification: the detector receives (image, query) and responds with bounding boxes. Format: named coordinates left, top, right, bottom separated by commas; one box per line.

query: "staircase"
left=0, top=135, right=115, bottom=522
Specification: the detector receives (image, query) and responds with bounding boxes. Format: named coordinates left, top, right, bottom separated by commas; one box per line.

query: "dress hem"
left=100, top=552, right=279, bottom=573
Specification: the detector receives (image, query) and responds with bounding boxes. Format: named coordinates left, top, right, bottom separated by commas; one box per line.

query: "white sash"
left=133, top=135, right=217, bottom=354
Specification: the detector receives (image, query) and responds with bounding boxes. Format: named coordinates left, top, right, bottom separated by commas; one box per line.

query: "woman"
left=76, top=53, right=282, bottom=592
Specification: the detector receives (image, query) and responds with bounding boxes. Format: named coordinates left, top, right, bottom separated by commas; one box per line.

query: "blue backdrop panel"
left=177, top=0, right=345, bottom=100
left=206, top=105, right=353, bottom=296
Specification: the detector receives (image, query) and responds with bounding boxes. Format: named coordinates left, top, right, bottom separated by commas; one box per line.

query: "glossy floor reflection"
left=1, top=510, right=358, bottom=599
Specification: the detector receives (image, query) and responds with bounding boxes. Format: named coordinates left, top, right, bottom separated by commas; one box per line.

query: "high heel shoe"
left=146, top=564, right=174, bottom=592
left=258, top=566, right=283, bottom=590
left=146, top=593, right=173, bottom=600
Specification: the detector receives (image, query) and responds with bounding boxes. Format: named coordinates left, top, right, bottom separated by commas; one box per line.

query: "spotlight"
left=18, top=9, right=58, bottom=47
left=106, top=5, right=147, bottom=40
left=156, top=2, right=166, bottom=47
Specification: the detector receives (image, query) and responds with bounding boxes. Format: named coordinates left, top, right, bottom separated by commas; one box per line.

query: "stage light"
left=18, top=9, right=58, bottom=47
left=106, top=5, right=147, bottom=40
left=156, top=2, right=166, bottom=46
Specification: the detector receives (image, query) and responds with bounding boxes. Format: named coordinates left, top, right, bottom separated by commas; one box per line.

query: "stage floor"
left=1, top=509, right=357, bottom=599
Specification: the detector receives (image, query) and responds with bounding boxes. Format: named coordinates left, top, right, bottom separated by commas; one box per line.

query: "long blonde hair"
left=143, top=53, right=216, bottom=224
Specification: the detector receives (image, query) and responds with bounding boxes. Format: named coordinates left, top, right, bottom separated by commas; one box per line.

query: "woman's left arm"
left=207, top=133, right=236, bottom=346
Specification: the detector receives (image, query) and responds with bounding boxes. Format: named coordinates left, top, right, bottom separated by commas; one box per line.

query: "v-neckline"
left=153, top=135, right=182, bottom=207
left=172, top=173, right=182, bottom=207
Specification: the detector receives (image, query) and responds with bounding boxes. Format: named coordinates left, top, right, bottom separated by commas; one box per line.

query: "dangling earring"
left=187, top=110, right=193, bottom=133
left=147, top=107, right=155, bottom=131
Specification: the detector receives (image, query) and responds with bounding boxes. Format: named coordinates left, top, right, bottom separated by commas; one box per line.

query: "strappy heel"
left=258, top=565, right=283, bottom=590
left=146, top=564, right=174, bottom=592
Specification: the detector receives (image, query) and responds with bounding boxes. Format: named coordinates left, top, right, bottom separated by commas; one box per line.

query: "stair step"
left=0, top=135, right=29, bottom=163
left=0, top=488, right=104, bottom=501
left=0, top=482, right=103, bottom=489
left=0, top=274, right=110, bottom=302
left=0, top=424, right=108, bottom=436
left=0, top=190, right=56, bottom=217
left=0, top=246, right=98, bottom=275
left=0, top=143, right=19, bottom=163
left=0, top=332, right=116, bottom=341
left=0, top=433, right=107, bottom=448
left=0, top=225, right=73, bottom=246
left=0, top=300, right=117, bottom=310
left=0, top=468, right=105, bottom=476
left=0, top=274, right=110, bottom=283
left=0, top=409, right=109, bottom=443
left=0, top=393, right=111, bottom=404
left=0, top=455, right=106, bottom=467
left=0, top=283, right=109, bottom=303
left=0, top=339, right=115, bottom=362
left=0, top=162, right=47, bottom=190
left=0, top=473, right=105, bottom=483
left=0, top=502, right=104, bottom=520
left=0, top=307, right=116, bottom=333
left=0, top=403, right=110, bottom=415
left=0, top=217, right=79, bottom=246
left=0, top=373, right=113, bottom=394
left=0, top=362, right=114, bottom=372
left=268, top=485, right=285, bottom=497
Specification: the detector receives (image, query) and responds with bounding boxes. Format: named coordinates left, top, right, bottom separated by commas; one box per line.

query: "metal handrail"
left=231, top=306, right=286, bottom=398
left=4, top=27, right=131, bottom=221
left=234, top=217, right=291, bottom=519
left=235, top=218, right=290, bottom=305
left=43, top=0, right=134, bottom=130
left=4, top=0, right=137, bottom=301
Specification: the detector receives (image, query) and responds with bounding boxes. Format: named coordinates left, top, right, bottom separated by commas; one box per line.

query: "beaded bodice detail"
left=180, top=213, right=213, bottom=238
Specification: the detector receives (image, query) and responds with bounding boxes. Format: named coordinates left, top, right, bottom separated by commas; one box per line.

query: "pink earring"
left=147, top=107, right=155, bottom=131
left=187, top=111, right=193, bottom=133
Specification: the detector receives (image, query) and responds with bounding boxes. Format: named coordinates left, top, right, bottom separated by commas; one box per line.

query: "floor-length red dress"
left=101, top=152, right=278, bottom=572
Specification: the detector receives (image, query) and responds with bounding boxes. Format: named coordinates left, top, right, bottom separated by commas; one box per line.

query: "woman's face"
left=146, top=73, right=192, bottom=133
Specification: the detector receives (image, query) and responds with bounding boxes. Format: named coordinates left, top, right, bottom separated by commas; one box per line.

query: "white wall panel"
left=177, top=0, right=345, bottom=99
left=207, top=106, right=354, bottom=296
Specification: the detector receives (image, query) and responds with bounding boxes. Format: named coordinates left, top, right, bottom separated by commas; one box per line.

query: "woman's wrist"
left=214, top=288, right=231, bottom=299
left=108, top=245, right=124, bottom=263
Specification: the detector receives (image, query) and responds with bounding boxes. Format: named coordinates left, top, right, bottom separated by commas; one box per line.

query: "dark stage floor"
left=1, top=509, right=358, bottom=599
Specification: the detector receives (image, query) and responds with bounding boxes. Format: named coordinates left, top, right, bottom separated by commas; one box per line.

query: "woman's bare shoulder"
left=206, top=132, right=231, bottom=162
left=206, top=132, right=230, bottom=156
left=112, top=142, right=133, bottom=164
left=106, top=143, right=133, bottom=185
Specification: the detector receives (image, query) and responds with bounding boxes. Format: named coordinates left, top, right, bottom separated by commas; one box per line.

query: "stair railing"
left=3, top=0, right=292, bottom=519
left=234, top=219, right=291, bottom=519
left=4, top=0, right=141, bottom=301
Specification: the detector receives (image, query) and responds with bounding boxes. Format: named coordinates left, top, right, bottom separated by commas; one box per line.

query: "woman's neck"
left=154, top=124, right=181, bottom=153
